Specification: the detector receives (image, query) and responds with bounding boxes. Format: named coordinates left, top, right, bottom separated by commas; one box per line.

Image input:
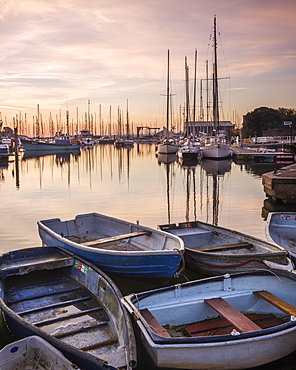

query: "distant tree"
left=242, top=107, right=287, bottom=137
left=277, top=107, right=296, bottom=123
left=2, top=126, right=13, bottom=136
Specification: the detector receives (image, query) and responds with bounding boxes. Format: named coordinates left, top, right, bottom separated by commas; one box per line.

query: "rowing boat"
left=0, top=336, right=80, bottom=369
left=266, top=212, right=296, bottom=261
left=38, top=212, right=184, bottom=280
left=159, top=220, right=292, bottom=276
left=122, top=269, right=296, bottom=369
left=0, top=246, right=137, bottom=370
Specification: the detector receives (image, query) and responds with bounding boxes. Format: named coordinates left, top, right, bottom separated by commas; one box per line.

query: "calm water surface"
left=1, top=143, right=296, bottom=369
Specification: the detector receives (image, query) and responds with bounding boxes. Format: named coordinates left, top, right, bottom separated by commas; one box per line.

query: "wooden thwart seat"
left=140, top=308, right=171, bottom=338
left=81, top=231, right=151, bottom=247
left=199, top=242, right=253, bottom=252
left=205, top=297, right=261, bottom=333
left=254, top=290, right=296, bottom=316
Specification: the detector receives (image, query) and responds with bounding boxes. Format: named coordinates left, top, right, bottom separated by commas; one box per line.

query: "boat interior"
left=139, top=290, right=295, bottom=339
left=0, top=248, right=129, bottom=368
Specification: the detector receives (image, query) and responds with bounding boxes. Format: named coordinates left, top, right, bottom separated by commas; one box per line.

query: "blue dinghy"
left=37, top=213, right=184, bottom=281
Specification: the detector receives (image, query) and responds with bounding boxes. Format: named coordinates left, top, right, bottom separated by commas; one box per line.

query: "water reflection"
left=1, top=143, right=295, bottom=253
left=156, top=153, right=178, bottom=224
left=22, top=149, right=81, bottom=160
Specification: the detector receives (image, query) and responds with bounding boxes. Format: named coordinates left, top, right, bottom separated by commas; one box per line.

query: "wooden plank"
left=81, top=231, right=151, bottom=247
left=140, top=308, right=171, bottom=338
left=33, top=307, right=102, bottom=327
left=198, top=242, right=253, bottom=252
left=254, top=290, right=296, bottom=316
left=16, top=295, right=91, bottom=315
left=205, top=297, right=261, bottom=333
left=184, top=313, right=284, bottom=337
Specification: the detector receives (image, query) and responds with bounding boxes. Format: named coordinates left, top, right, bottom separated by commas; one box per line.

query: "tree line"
left=240, top=107, right=295, bottom=137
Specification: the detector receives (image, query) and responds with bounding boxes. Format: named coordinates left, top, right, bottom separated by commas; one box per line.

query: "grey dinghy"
left=0, top=246, right=137, bottom=370
left=159, top=220, right=293, bottom=276
left=122, top=269, right=296, bottom=369
left=0, top=336, right=80, bottom=369
left=266, top=212, right=296, bottom=261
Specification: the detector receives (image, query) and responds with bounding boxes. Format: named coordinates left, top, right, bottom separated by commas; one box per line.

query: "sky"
left=0, top=0, right=295, bottom=134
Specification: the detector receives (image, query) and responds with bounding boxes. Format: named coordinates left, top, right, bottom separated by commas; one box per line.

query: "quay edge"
left=262, top=163, right=296, bottom=204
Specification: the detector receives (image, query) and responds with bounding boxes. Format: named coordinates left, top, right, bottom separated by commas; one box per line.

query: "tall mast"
left=193, top=49, right=197, bottom=125
left=213, top=15, right=219, bottom=130
left=166, top=49, right=170, bottom=133
left=185, top=56, right=190, bottom=134
left=126, top=99, right=129, bottom=137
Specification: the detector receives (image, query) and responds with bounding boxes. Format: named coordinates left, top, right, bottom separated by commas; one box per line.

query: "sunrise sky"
left=0, top=0, right=295, bottom=132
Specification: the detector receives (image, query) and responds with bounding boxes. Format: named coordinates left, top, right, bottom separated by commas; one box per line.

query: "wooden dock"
left=232, top=147, right=295, bottom=164
left=262, top=164, right=296, bottom=204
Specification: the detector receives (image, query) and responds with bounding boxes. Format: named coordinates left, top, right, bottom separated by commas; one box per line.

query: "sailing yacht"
left=157, top=50, right=179, bottom=155
left=201, top=16, right=232, bottom=160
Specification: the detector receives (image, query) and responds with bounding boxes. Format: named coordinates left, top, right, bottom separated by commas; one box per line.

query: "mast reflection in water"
left=0, top=143, right=295, bottom=253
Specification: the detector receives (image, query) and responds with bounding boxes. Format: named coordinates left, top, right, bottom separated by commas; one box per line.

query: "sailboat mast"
left=213, top=15, right=219, bottom=129
left=166, top=49, right=170, bottom=133
left=193, top=49, right=197, bottom=126
left=185, top=56, right=190, bottom=134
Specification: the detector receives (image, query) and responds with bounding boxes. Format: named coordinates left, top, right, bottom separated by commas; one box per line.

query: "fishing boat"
left=266, top=212, right=296, bottom=261
left=0, top=336, right=79, bottom=369
left=21, top=135, right=81, bottom=151
left=159, top=220, right=293, bottom=276
left=200, top=16, right=232, bottom=160
left=37, top=212, right=184, bottom=280
left=0, top=246, right=137, bottom=370
left=122, top=269, right=296, bottom=369
left=157, top=50, right=179, bottom=155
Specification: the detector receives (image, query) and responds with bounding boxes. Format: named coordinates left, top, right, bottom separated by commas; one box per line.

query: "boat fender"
left=291, top=316, right=296, bottom=322
left=231, top=329, right=240, bottom=336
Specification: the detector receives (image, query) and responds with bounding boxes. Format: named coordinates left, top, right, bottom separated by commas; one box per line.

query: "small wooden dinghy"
left=266, top=212, right=296, bottom=261
left=0, top=246, right=137, bottom=370
left=0, top=336, right=79, bottom=369
left=159, top=220, right=293, bottom=276
left=122, top=269, right=296, bottom=369
left=38, top=212, right=184, bottom=280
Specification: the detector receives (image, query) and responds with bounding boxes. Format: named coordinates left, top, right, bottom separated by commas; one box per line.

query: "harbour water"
left=1, top=143, right=296, bottom=369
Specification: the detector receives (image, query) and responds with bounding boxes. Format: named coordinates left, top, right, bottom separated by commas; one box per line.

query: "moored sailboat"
left=200, top=16, right=232, bottom=160
left=157, top=50, right=179, bottom=155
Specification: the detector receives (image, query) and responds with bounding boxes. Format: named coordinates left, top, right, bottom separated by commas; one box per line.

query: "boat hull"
left=21, top=139, right=81, bottom=151
left=266, top=212, right=296, bottom=261
left=0, top=246, right=137, bottom=370
left=159, top=220, right=291, bottom=275
left=0, top=144, right=9, bottom=157
left=201, top=143, right=232, bottom=159
left=38, top=213, right=184, bottom=279
left=157, top=142, right=179, bottom=154
left=122, top=269, right=296, bottom=369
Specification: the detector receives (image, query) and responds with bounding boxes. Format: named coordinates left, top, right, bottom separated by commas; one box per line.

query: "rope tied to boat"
left=174, top=248, right=186, bottom=278
left=185, top=252, right=286, bottom=268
